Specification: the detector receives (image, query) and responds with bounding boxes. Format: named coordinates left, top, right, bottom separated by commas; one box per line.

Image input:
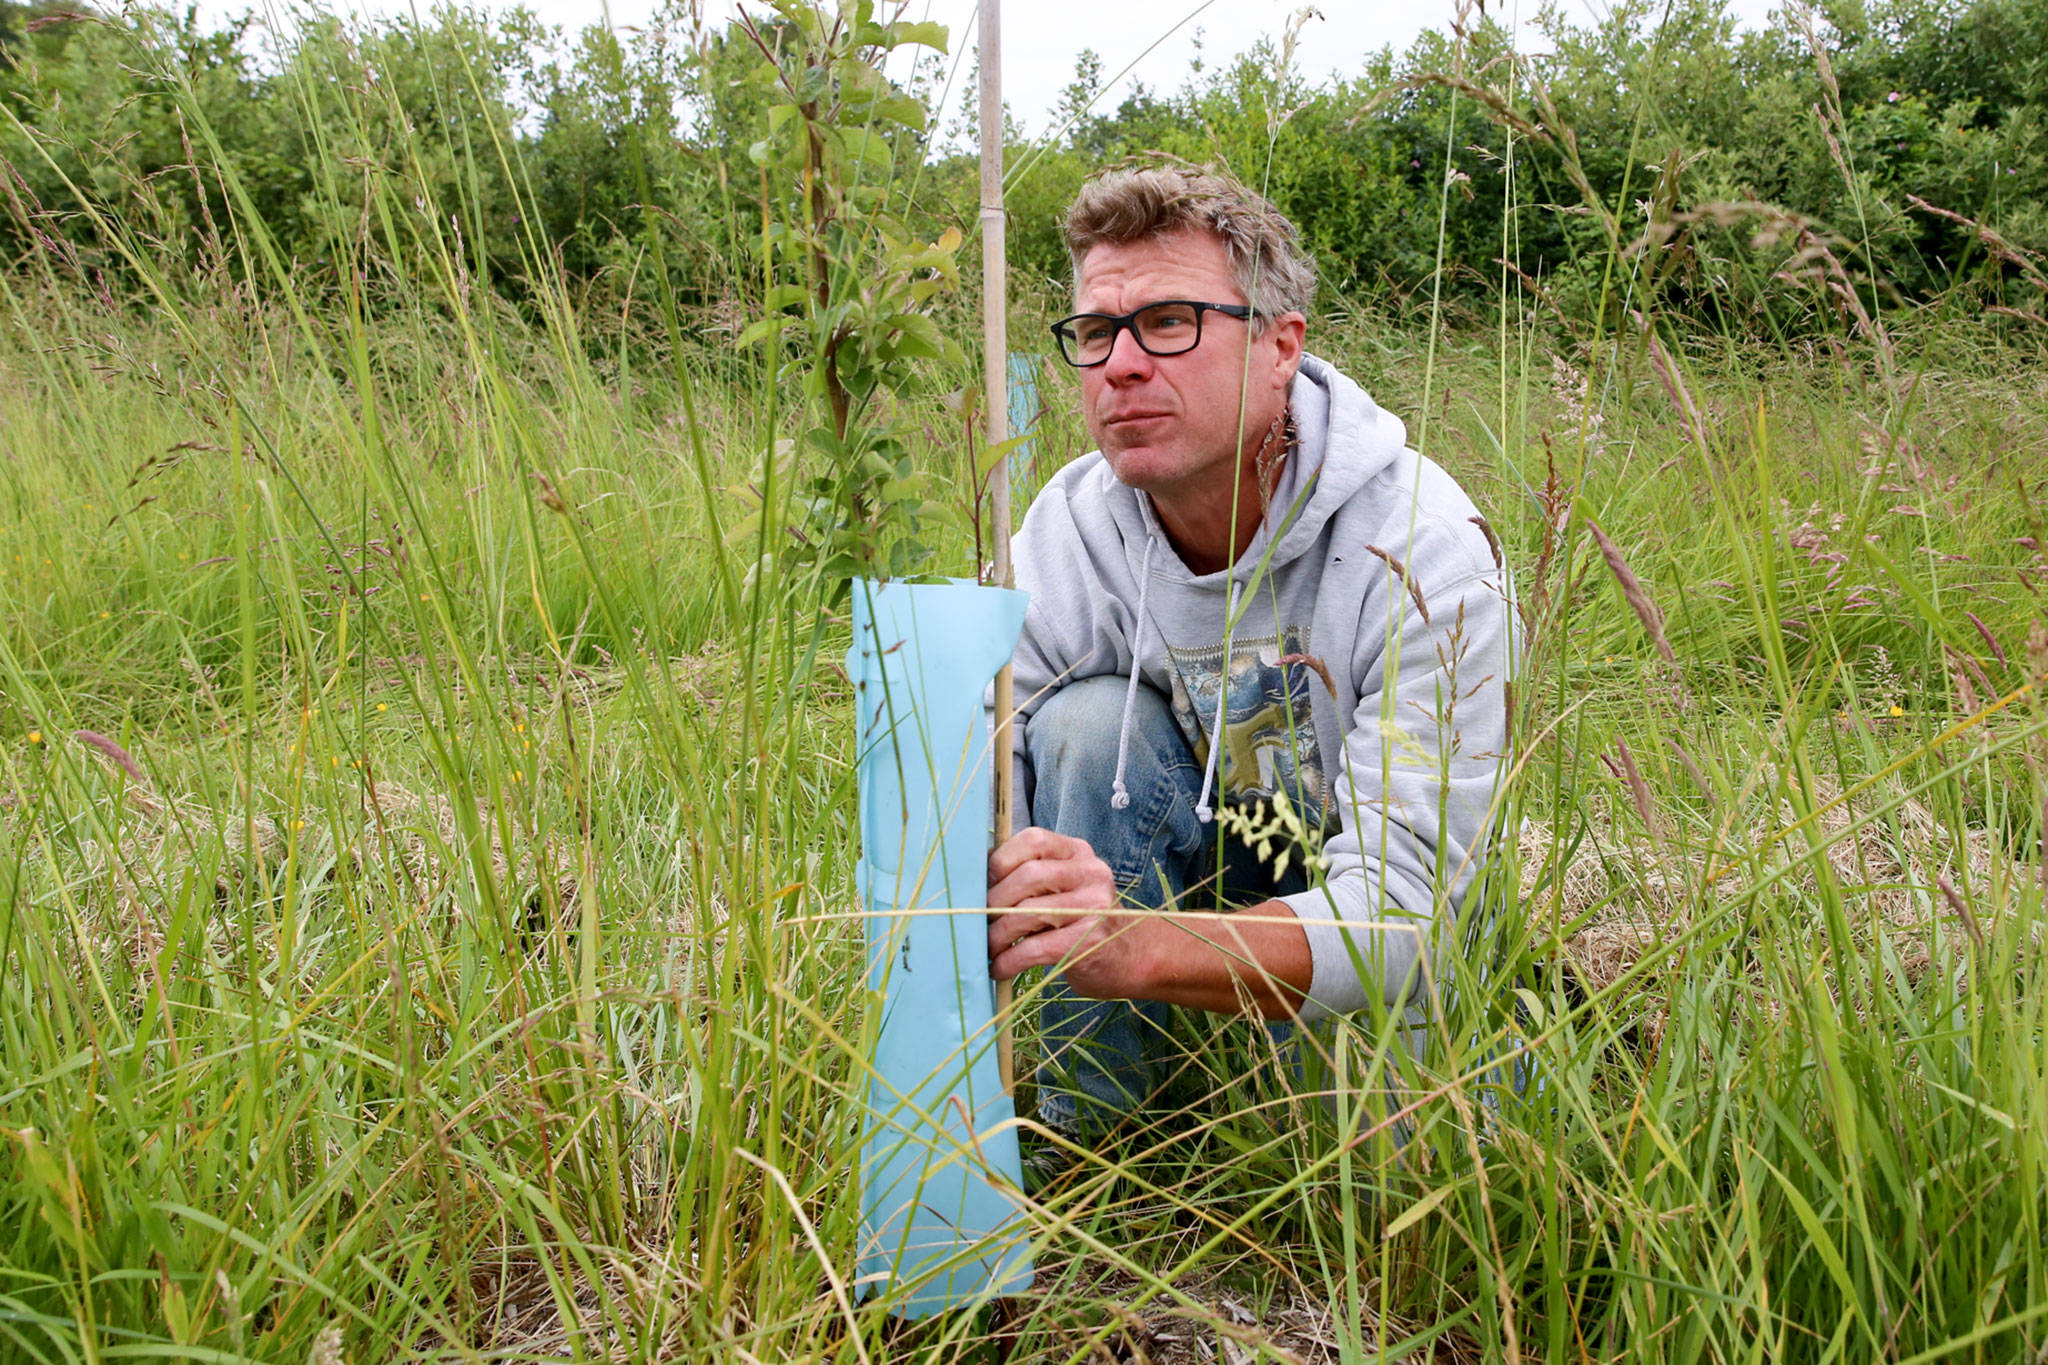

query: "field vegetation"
left=1, top=0, right=2045, bottom=1360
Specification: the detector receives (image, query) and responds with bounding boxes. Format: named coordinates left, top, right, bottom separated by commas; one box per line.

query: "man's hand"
left=985, top=827, right=1316, bottom=1020
left=985, top=828, right=1151, bottom=999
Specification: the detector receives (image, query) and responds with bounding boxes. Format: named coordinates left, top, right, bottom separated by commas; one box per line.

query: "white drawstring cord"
left=1107, top=537, right=1157, bottom=811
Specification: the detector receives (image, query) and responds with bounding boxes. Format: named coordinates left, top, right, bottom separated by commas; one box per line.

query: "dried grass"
left=11, top=756, right=579, bottom=987
left=1033, top=1265, right=1472, bottom=1365
left=1518, top=769, right=2029, bottom=993
left=466, top=1247, right=691, bottom=1361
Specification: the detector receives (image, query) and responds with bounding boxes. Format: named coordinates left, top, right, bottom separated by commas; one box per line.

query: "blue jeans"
left=1025, top=675, right=1306, bottom=1135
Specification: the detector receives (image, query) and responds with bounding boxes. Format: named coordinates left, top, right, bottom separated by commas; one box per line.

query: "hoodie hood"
left=1256, top=351, right=1412, bottom=573
left=1118, top=351, right=1412, bottom=587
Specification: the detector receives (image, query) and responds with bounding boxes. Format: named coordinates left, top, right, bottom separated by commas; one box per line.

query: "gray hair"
left=1064, top=165, right=1318, bottom=324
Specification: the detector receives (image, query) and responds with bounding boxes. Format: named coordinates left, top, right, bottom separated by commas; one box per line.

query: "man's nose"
left=1100, top=323, right=1154, bottom=382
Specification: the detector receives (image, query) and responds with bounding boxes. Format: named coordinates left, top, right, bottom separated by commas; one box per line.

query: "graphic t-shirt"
left=1165, top=625, right=1330, bottom=827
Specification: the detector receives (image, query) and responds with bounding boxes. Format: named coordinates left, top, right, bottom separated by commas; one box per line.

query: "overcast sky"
left=224, top=0, right=1786, bottom=138
left=684, top=0, right=1504, bottom=138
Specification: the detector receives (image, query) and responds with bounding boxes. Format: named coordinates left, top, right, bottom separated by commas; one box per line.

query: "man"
left=985, top=166, right=1513, bottom=1139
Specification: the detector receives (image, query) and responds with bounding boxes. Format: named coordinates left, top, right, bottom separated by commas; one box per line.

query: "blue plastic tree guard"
left=1006, top=352, right=1043, bottom=504
left=850, top=578, right=1035, bottom=1319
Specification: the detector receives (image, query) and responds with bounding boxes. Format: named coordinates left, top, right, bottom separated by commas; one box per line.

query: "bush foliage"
left=4, top=0, right=2046, bottom=333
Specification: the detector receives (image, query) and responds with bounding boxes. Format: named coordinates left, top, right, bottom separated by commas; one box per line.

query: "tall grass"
left=1, top=2, right=2045, bottom=1362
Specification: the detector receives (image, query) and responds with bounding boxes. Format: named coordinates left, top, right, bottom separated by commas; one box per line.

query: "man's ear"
left=1267, top=311, right=1307, bottom=390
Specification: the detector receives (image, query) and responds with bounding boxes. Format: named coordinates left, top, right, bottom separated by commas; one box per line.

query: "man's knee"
left=1027, top=674, right=1205, bottom=870
left=1029, top=675, right=1143, bottom=774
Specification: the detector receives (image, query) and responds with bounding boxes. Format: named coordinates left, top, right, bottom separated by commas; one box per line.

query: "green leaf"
left=724, top=510, right=764, bottom=546
left=882, top=312, right=944, bottom=355
left=1754, top=1147, right=1863, bottom=1315
left=161, top=1279, right=191, bottom=1344
left=796, top=64, right=833, bottom=104
left=802, top=426, right=846, bottom=460
left=767, top=0, right=824, bottom=38
left=873, top=93, right=928, bottom=130
left=975, top=432, right=1031, bottom=481
left=823, top=56, right=889, bottom=109
left=733, top=317, right=785, bottom=349
left=1385, top=1183, right=1458, bottom=1239
left=883, top=19, right=948, bottom=52
left=839, top=128, right=894, bottom=180
left=845, top=183, right=890, bottom=215
left=890, top=245, right=957, bottom=279
left=880, top=336, right=940, bottom=365
left=881, top=468, right=929, bottom=495
left=763, top=283, right=811, bottom=312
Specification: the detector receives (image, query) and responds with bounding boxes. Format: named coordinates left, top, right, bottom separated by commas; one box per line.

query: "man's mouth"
left=1104, top=410, right=1171, bottom=427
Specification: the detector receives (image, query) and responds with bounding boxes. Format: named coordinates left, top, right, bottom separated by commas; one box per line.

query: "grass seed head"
left=1586, top=518, right=1676, bottom=661
left=1365, top=544, right=1431, bottom=625
left=308, top=1323, right=345, bottom=1365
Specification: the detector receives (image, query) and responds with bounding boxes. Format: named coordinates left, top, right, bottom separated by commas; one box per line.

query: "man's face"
left=1074, top=230, right=1304, bottom=506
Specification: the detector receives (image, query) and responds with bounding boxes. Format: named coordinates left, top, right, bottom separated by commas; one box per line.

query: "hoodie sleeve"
left=1280, top=513, right=1515, bottom=1023
left=1005, top=467, right=1143, bottom=829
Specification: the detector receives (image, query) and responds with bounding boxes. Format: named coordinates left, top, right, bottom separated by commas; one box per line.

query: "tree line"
left=2, top=0, right=2044, bottom=339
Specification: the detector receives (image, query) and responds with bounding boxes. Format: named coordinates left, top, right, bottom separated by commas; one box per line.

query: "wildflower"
left=1888, top=704, right=1904, bottom=717
left=377, top=703, right=388, bottom=712
left=293, top=819, right=305, bottom=831
left=27, top=730, right=42, bottom=744
left=99, top=611, right=109, bottom=619
left=1887, top=90, right=1901, bottom=102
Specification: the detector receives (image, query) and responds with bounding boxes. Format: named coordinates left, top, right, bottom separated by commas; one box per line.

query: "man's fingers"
left=987, top=845, right=1115, bottom=911
left=987, top=826, right=1091, bottom=884
left=989, top=860, right=1095, bottom=910
left=986, top=909, right=1057, bottom=956
left=987, top=903, right=1124, bottom=949
left=989, top=917, right=1097, bottom=981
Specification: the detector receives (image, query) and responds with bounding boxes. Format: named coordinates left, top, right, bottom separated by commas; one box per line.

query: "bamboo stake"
left=978, top=0, right=1017, bottom=1097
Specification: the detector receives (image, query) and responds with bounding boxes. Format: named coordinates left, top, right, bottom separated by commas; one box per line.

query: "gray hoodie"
left=1009, top=352, right=1514, bottom=1022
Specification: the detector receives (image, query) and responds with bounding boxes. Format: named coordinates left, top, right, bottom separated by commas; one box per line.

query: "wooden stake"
left=979, top=0, right=1017, bottom=1097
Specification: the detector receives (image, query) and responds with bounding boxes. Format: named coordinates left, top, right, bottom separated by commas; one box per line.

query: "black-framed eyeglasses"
left=1049, top=300, right=1254, bottom=368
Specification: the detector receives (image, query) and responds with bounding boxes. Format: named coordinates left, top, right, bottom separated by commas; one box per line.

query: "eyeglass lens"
left=1063, top=303, right=1204, bottom=364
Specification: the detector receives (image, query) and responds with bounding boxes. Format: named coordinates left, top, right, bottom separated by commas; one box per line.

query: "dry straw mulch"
left=1015, top=1263, right=1474, bottom=1365
left=13, top=729, right=579, bottom=983
left=1520, top=766, right=2036, bottom=996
